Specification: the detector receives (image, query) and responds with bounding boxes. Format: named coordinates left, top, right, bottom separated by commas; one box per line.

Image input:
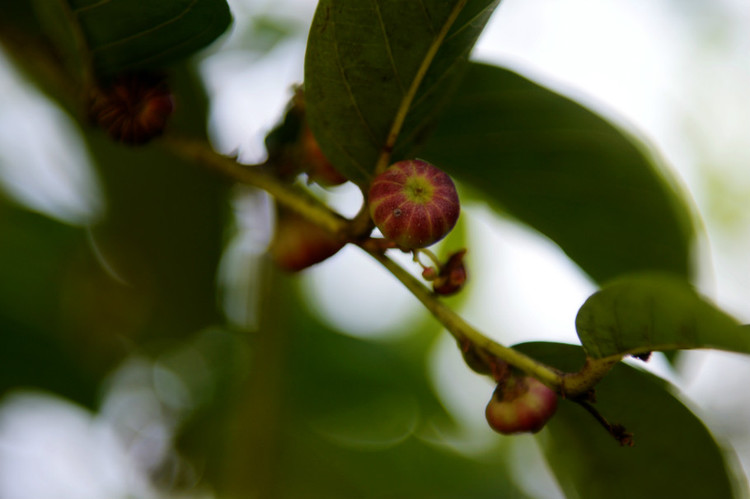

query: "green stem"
left=415, top=248, right=442, bottom=269
left=165, top=136, right=617, bottom=397
left=562, top=356, right=621, bottom=397
left=364, top=248, right=618, bottom=397
left=365, top=248, right=563, bottom=389
left=162, top=136, right=349, bottom=236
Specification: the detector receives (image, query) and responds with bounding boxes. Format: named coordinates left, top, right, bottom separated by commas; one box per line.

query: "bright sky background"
left=0, top=0, right=749, bottom=497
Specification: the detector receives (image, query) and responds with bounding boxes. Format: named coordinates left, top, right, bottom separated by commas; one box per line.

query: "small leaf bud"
left=269, top=207, right=345, bottom=272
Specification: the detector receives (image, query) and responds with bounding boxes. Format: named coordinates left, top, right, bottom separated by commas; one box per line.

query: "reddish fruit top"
left=368, top=159, right=459, bottom=248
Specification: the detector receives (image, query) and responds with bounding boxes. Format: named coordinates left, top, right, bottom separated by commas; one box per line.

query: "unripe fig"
left=89, top=73, right=174, bottom=145
left=485, top=376, right=558, bottom=435
left=270, top=208, right=346, bottom=272
left=368, top=159, right=459, bottom=249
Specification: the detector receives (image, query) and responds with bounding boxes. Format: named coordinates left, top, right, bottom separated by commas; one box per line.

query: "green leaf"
left=304, top=0, right=500, bottom=186
left=576, top=273, right=747, bottom=359
left=420, top=63, right=694, bottom=283
left=517, top=342, right=741, bottom=499
left=36, top=0, right=232, bottom=77
left=0, top=202, right=100, bottom=407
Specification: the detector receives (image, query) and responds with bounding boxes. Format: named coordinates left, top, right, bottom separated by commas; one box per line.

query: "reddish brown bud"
left=89, top=73, right=174, bottom=145
left=368, top=159, right=460, bottom=249
left=300, top=126, right=348, bottom=186
left=485, top=376, right=558, bottom=435
left=421, top=266, right=438, bottom=281
left=458, top=338, right=494, bottom=375
left=432, top=249, right=467, bottom=296
left=269, top=208, right=346, bottom=272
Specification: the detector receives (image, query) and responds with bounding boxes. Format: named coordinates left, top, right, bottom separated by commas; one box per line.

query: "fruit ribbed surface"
left=369, top=159, right=459, bottom=248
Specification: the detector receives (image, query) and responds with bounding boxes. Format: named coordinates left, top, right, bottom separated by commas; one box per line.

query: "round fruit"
left=485, top=376, right=558, bottom=435
left=368, top=159, right=460, bottom=248
left=269, top=208, right=346, bottom=272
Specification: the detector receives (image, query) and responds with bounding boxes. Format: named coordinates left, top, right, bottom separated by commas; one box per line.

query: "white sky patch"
left=0, top=392, right=162, bottom=499
left=0, top=50, right=103, bottom=225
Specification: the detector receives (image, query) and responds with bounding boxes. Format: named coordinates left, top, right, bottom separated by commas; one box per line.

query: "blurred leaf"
left=0, top=201, right=83, bottom=331
left=576, top=273, right=747, bottom=358
left=280, top=431, right=532, bottom=499
left=304, top=0, right=500, bottom=186
left=518, top=342, right=738, bottom=499
left=0, top=201, right=100, bottom=406
left=85, top=66, right=227, bottom=339
left=245, top=14, right=299, bottom=53
left=517, top=342, right=740, bottom=499
left=0, top=315, right=97, bottom=407
left=420, top=63, right=694, bottom=283
left=279, top=274, right=535, bottom=498
left=33, top=0, right=232, bottom=77
left=182, top=268, right=531, bottom=498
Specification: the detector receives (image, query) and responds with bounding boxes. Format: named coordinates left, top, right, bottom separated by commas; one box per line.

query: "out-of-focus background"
left=0, top=0, right=748, bottom=497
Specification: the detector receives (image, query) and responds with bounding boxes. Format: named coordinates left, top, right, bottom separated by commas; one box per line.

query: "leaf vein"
left=330, top=12, right=381, bottom=148
left=372, top=0, right=405, bottom=94
left=91, top=0, right=200, bottom=53
left=417, top=0, right=437, bottom=36
left=374, top=0, right=469, bottom=175
left=71, top=0, right=113, bottom=15
left=444, top=1, right=499, bottom=44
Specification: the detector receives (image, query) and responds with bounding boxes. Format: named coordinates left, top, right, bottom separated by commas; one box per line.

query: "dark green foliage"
left=36, top=0, right=232, bottom=77
left=421, top=63, right=694, bottom=283
left=576, top=273, right=747, bottom=358
left=519, top=342, right=740, bottom=499
left=305, top=0, right=500, bottom=186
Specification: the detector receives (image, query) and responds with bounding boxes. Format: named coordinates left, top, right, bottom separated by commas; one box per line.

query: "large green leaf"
left=576, top=273, right=747, bottom=359
left=304, top=0, right=500, bottom=186
left=517, top=342, right=741, bottom=499
left=34, top=0, right=232, bottom=77
left=420, top=63, right=694, bottom=283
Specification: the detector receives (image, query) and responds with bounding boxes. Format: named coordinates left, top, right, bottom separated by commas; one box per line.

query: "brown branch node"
left=575, top=398, right=635, bottom=447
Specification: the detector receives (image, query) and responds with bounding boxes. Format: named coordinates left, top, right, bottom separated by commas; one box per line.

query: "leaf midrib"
left=373, top=0, right=468, bottom=176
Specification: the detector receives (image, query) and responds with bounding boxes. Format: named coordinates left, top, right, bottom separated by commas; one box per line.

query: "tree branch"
left=165, top=135, right=618, bottom=398
left=363, top=247, right=564, bottom=388
left=162, top=135, right=350, bottom=236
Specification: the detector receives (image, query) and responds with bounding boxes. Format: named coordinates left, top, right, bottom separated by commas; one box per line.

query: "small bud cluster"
left=89, top=73, right=174, bottom=145
left=421, top=249, right=467, bottom=296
